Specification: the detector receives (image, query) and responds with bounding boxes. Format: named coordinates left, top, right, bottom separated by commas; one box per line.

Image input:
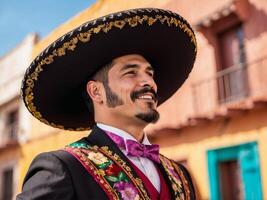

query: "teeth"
left=139, top=95, right=153, bottom=100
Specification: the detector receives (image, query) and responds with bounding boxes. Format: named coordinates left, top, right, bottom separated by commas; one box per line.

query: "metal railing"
left=192, top=56, right=267, bottom=116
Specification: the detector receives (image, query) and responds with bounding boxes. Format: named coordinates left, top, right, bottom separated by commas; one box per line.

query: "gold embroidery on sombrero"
left=24, top=14, right=196, bottom=131
left=77, top=32, right=91, bottom=42
left=65, top=143, right=150, bottom=199
left=159, top=155, right=186, bottom=200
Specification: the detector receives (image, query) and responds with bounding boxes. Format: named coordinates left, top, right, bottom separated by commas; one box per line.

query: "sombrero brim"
left=21, top=8, right=197, bottom=131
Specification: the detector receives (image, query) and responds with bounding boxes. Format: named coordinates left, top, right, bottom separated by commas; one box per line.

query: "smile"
left=131, top=87, right=158, bottom=103
left=137, top=93, right=155, bottom=102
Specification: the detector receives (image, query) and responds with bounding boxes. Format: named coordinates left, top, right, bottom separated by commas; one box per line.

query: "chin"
left=135, top=109, right=160, bottom=124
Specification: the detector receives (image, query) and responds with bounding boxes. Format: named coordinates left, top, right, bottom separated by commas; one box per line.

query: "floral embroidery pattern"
left=172, top=162, right=192, bottom=200
left=88, top=151, right=109, bottom=165
left=65, top=142, right=143, bottom=200
left=159, top=155, right=186, bottom=200
left=114, top=182, right=140, bottom=200
left=100, top=146, right=150, bottom=199
left=65, top=141, right=189, bottom=200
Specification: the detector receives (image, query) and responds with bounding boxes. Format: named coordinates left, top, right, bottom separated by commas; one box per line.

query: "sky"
left=0, top=0, right=96, bottom=57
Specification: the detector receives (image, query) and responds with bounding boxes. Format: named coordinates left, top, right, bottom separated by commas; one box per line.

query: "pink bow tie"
left=105, top=130, right=160, bottom=163
left=126, top=140, right=160, bottom=163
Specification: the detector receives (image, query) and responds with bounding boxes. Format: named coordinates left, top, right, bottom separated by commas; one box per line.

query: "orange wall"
left=146, top=0, right=267, bottom=133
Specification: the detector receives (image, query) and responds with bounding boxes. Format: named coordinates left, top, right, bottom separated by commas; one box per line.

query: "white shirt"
left=97, top=123, right=161, bottom=192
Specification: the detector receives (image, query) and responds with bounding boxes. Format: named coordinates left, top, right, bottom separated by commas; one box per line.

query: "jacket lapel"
left=85, top=126, right=127, bottom=160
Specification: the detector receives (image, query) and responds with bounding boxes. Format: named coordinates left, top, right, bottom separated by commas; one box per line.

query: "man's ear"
left=86, top=81, right=103, bottom=103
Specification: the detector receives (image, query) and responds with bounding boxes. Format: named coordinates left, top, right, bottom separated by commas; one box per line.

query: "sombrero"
left=21, top=8, right=197, bottom=131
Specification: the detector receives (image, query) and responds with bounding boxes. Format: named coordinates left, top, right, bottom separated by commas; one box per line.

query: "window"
left=5, top=109, right=19, bottom=142
left=0, top=168, right=13, bottom=200
left=207, top=142, right=263, bottom=199
left=217, top=24, right=248, bottom=103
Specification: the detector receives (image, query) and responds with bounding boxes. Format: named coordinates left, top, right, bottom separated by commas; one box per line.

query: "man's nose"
left=139, top=74, right=157, bottom=91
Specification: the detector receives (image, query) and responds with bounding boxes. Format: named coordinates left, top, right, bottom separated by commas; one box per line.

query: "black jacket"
left=17, top=126, right=195, bottom=200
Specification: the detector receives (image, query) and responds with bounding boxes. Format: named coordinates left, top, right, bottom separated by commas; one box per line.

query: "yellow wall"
left=156, top=107, right=267, bottom=199
left=18, top=130, right=88, bottom=191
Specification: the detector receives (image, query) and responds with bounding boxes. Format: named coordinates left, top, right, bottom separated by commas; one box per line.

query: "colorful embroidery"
left=100, top=146, right=150, bottom=200
left=160, top=155, right=187, bottom=200
left=114, top=182, right=140, bottom=200
left=64, top=141, right=190, bottom=200
left=65, top=142, right=147, bottom=200
left=172, top=161, right=192, bottom=200
left=65, top=145, right=118, bottom=200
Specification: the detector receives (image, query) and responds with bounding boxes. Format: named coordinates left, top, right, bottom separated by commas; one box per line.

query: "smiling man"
left=17, top=8, right=197, bottom=200
left=89, top=54, right=159, bottom=141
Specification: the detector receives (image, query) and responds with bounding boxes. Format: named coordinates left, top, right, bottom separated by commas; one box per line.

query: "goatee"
left=135, top=109, right=160, bottom=123
left=135, top=102, right=160, bottom=123
left=131, top=86, right=159, bottom=123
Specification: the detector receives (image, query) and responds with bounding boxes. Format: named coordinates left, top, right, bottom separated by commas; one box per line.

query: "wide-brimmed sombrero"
left=21, top=8, right=197, bottom=131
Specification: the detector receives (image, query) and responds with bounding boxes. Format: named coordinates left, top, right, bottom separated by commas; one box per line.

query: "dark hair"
left=82, top=61, right=114, bottom=112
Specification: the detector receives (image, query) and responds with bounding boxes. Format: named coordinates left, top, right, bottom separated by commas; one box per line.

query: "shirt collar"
left=97, top=123, right=151, bottom=145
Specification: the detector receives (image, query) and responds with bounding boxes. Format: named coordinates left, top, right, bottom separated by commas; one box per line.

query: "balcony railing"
left=192, top=56, right=267, bottom=116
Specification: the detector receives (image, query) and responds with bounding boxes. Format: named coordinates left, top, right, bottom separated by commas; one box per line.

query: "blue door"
left=239, top=143, right=262, bottom=200
left=207, top=142, right=262, bottom=200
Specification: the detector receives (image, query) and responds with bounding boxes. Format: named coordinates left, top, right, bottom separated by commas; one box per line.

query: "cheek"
left=121, top=88, right=134, bottom=103
left=110, top=80, right=136, bottom=98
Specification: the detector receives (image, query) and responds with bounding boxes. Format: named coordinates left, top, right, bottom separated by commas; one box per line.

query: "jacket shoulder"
left=17, top=151, right=74, bottom=200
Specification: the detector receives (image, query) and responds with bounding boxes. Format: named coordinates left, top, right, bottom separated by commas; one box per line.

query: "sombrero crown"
left=21, top=8, right=197, bottom=131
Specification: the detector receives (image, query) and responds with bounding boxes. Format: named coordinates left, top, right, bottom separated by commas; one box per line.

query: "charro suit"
left=17, top=126, right=195, bottom=200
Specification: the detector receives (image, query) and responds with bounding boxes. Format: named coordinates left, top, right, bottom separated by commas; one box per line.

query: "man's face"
left=102, top=54, right=159, bottom=124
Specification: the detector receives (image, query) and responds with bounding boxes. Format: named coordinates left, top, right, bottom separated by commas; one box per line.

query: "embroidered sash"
left=64, top=141, right=191, bottom=200
left=159, top=155, right=192, bottom=200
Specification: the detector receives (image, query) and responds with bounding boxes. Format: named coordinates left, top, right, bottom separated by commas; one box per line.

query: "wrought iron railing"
left=192, top=56, right=267, bottom=116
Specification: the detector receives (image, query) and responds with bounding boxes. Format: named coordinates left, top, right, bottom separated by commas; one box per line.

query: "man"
left=17, top=8, right=197, bottom=200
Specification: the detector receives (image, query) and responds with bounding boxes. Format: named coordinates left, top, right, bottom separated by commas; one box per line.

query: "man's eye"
left=125, top=71, right=136, bottom=76
left=148, top=72, right=153, bottom=77
left=147, top=71, right=154, bottom=77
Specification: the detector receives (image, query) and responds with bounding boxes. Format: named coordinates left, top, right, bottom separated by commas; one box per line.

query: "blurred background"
left=0, top=0, right=267, bottom=199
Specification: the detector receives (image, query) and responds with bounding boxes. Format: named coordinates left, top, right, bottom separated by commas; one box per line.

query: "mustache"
left=130, top=86, right=158, bottom=102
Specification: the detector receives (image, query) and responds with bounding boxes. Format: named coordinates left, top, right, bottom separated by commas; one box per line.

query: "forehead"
left=111, top=54, right=152, bottom=70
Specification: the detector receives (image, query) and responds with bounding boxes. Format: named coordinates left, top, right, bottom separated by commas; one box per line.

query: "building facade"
left=0, top=34, right=38, bottom=200
left=147, top=0, right=267, bottom=199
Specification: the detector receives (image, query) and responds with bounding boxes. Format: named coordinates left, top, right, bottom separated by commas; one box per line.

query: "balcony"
left=192, top=56, right=267, bottom=118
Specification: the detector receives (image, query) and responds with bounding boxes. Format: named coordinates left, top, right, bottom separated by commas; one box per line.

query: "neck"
left=94, top=106, right=151, bottom=141
left=95, top=115, right=147, bottom=142
left=99, top=121, right=145, bottom=142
